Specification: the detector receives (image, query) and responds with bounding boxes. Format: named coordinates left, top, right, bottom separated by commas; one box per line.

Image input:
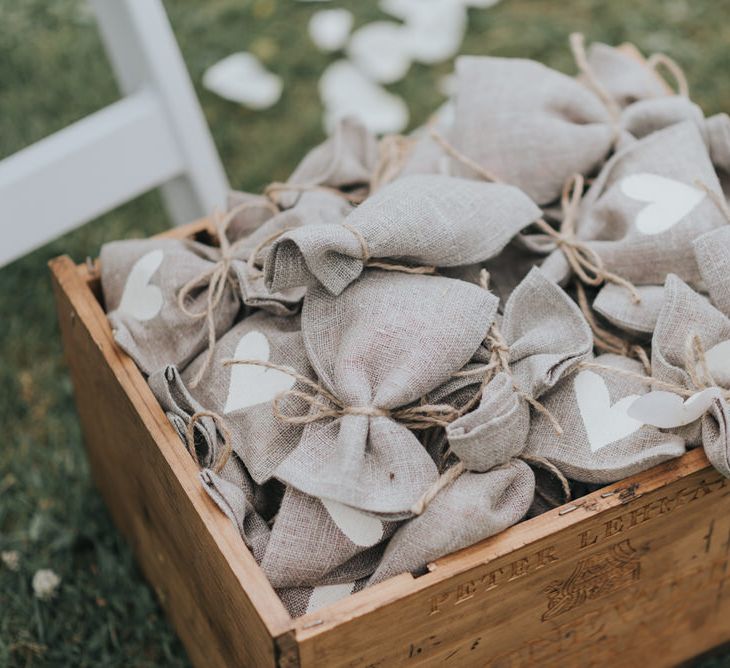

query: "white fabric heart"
left=321, top=498, right=384, bottom=547
left=628, top=387, right=724, bottom=429
left=202, top=53, right=282, bottom=110
left=620, top=173, right=706, bottom=236
left=574, top=370, right=643, bottom=452
left=223, top=331, right=295, bottom=413
left=118, top=250, right=164, bottom=321
left=306, top=582, right=356, bottom=613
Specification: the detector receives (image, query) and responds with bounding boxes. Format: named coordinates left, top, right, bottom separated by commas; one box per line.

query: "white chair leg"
left=92, top=0, right=230, bottom=224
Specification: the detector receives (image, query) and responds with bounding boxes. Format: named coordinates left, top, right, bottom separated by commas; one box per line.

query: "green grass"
left=2, top=0, right=730, bottom=665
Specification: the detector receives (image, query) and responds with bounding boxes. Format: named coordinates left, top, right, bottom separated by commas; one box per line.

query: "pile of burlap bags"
left=100, top=35, right=730, bottom=617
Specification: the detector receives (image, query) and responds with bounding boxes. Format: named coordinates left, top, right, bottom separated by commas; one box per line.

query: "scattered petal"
left=309, top=9, right=354, bottom=52
left=32, top=569, right=61, bottom=600
left=1, top=550, right=20, bottom=571
left=347, top=22, right=412, bottom=84
left=404, top=1, right=468, bottom=64
left=202, top=53, right=283, bottom=110
left=319, top=60, right=409, bottom=135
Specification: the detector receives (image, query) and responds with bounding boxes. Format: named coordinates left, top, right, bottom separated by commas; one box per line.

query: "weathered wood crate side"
left=49, top=255, right=294, bottom=668
left=294, top=449, right=730, bottom=667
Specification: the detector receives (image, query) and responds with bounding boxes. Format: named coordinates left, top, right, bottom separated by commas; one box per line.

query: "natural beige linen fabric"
left=540, top=122, right=727, bottom=289
left=368, top=461, right=534, bottom=585
left=524, top=352, right=686, bottom=484
left=592, top=283, right=666, bottom=336
left=148, top=311, right=315, bottom=484
left=694, top=227, right=730, bottom=318
left=101, top=238, right=240, bottom=376
left=264, top=174, right=541, bottom=296
left=274, top=270, right=498, bottom=518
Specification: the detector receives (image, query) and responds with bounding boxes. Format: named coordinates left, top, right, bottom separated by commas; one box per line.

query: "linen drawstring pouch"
left=523, top=353, right=686, bottom=484
left=260, top=487, right=398, bottom=588
left=444, top=267, right=593, bottom=472
left=263, top=174, right=541, bottom=296
left=539, top=121, right=727, bottom=291
left=221, top=117, right=380, bottom=313
left=448, top=38, right=696, bottom=206
left=367, top=461, right=535, bottom=585
left=278, top=579, right=368, bottom=618
left=101, top=238, right=240, bottom=376
left=270, top=270, right=499, bottom=518
left=635, top=275, right=730, bottom=477
left=592, top=284, right=666, bottom=337
left=148, top=311, right=315, bottom=484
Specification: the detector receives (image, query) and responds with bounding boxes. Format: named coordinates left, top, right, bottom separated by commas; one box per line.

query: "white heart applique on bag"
left=628, top=387, right=724, bottom=429
left=620, top=173, right=706, bottom=236
left=224, top=331, right=296, bottom=413
left=574, top=370, right=643, bottom=452
left=321, top=498, right=384, bottom=547
left=118, top=250, right=164, bottom=321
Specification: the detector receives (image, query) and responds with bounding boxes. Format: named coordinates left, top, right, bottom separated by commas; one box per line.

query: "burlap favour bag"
left=632, top=275, right=730, bottom=476
left=523, top=353, right=686, bottom=484
left=101, top=238, right=240, bottom=376
left=539, top=121, right=727, bottom=291
left=149, top=311, right=315, bottom=484
left=368, top=461, right=535, bottom=585
left=260, top=487, right=398, bottom=589
left=271, top=270, right=499, bottom=518
left=445, top=268, right=593, bottom=472
left=448, top=35, right=698, bottom=206
left=264, top=174, right=541, bottom=296
left=450, top=54, right=614, bottom=205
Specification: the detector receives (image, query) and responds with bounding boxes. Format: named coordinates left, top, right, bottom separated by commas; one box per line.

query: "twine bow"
left=178, top=199, right=277, bottom=388
left=410, top=270, right=565, bottom=515
left=222, top=358, right=462, bottom=429
left=533, top=174, right=642, bottom=303
left=429, top=129, right=642, bottom=303
left=579, top=333, right=730, bottom=402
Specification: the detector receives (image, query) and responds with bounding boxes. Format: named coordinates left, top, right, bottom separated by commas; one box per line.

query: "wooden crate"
left=50, top=220, right=730, bottom=667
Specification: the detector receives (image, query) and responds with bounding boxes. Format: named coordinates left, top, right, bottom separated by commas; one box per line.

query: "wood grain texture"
left=294, top=449, right=730, bottom=667
left=50, top=254, right=292, bottom=668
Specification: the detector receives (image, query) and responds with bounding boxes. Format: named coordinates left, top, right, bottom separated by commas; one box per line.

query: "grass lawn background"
left=2, top=0, right=730, bottom=665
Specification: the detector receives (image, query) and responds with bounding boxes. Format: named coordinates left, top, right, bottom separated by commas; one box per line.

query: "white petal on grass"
left=309, top=9, right=354, bottom=52
left=403, top=1, right=467, bottom=64
left=347, top=22, right=412, bottom=84
left=1, top=550, right=19, bottom=571
left=319, top=60, right=409, bottom=135
left=202, top=53, right=283, bottom=110
left=32, top=569, right=61, bottom=600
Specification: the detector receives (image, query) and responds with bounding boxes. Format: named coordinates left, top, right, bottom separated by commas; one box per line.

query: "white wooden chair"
left=0, top=0, right=229, bottom=267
